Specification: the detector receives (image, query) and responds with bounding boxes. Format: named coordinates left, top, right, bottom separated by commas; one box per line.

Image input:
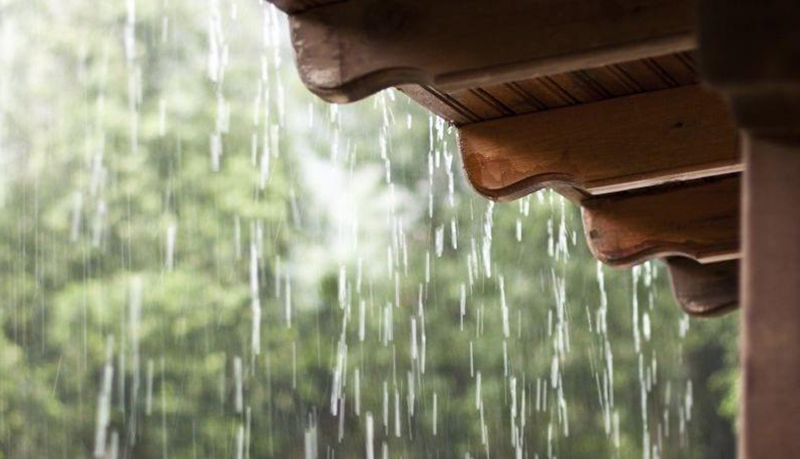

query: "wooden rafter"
left=582, top=175, right=740, bottom=266
left=458, top=85, right=739, bottom=201
left=279, top=0, right=697, bottom=102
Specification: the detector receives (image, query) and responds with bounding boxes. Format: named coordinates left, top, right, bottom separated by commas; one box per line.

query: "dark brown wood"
left=582, top=175, right=740, bottom=266
left=457, top=85, right=738, bottom=201
left=739, top=134, right=800, bottom=458
left=284, top=0, right=696, bottom=102
left=699, top=0, right=800, bottom=135
left=700, top=0, right=800, bottom=89
left=666, top=257, right=738, bottom=317
left=398, top=85, right=478, bottom=125
left=698, top=3, right=800, bottom=457
left=270, top=0, right=340, bottom=14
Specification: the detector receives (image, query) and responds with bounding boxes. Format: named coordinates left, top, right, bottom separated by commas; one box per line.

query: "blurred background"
left=0, top=0, right=739, bottom=457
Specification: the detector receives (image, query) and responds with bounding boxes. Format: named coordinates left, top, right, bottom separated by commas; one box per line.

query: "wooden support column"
left=699, top=1, right=800, bottom=456
left=739, top=135, right=800, bottom=458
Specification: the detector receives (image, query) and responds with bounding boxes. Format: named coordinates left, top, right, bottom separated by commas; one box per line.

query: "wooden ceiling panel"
left=613, top=59, right=676, bottom=92
left=397, top=85, right=479, bottom=125
left=446, top=88, right=516, bottom=120
left=400, top=52, right=701, bottom=126
left=507, top=77, right=575, bottom=112
left=546, top=73, right=609, bottom=104
left=650, top=53, right=698, bottom=85
left=579, top=66, right=644, bottom=97
left=477, top=83, right=548, bottom=116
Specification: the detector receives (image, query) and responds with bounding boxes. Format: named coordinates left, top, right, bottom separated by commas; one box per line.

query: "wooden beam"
left=282, top=0, right=696, bottom=102
left=458, top=85, right=739, bottom=201
left=666, top=257, right=738, bottom=317
left=582, top=175, right=740, bottom=266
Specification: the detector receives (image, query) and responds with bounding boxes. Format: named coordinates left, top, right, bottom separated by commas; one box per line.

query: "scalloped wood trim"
left=582, top=175, right=740, bottom=266
left=285, top=0, right=695, bottom=103
left=458, top=85, right=739, bottom=202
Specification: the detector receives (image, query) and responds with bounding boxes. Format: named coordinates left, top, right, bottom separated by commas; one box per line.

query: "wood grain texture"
left=287, top=0, right=696, bottom=102
left=399, top=52, right=700, bottom=126
left=458, top=85, right=739, bottom=201
left=666, top=257, right=738, bottom=317
left=582, top=175, right=740, bottom=266
left=398, top=85, right=480, bottom=125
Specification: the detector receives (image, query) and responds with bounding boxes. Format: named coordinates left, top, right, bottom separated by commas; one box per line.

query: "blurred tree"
left=0, top=0, right=739, bottom=458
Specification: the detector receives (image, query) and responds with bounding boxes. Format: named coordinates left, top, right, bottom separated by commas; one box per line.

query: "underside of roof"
left=269, top=0, right=741, bottom=317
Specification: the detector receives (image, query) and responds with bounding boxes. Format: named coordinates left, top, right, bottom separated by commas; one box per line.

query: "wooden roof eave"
left=581, top=175, right=740, bottom=267
left=269, top=0, right=741, bottom=316
left=274, top=0, right=697, bottom=103
left=457, top=85, right=739, bottom=201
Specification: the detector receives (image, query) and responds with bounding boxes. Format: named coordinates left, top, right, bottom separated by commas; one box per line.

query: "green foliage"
left=0, top=0, right=738, bottom=458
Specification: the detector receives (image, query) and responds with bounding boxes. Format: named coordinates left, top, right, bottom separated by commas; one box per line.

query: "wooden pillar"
left=740, top=135, right=800, bottom=457
left=698, top=1, right=800, bottom=456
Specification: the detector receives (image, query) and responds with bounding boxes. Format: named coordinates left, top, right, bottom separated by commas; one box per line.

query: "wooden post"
left=699, top=1, right=800, bottom=456
left=740, top=134, right=800, bottom=457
